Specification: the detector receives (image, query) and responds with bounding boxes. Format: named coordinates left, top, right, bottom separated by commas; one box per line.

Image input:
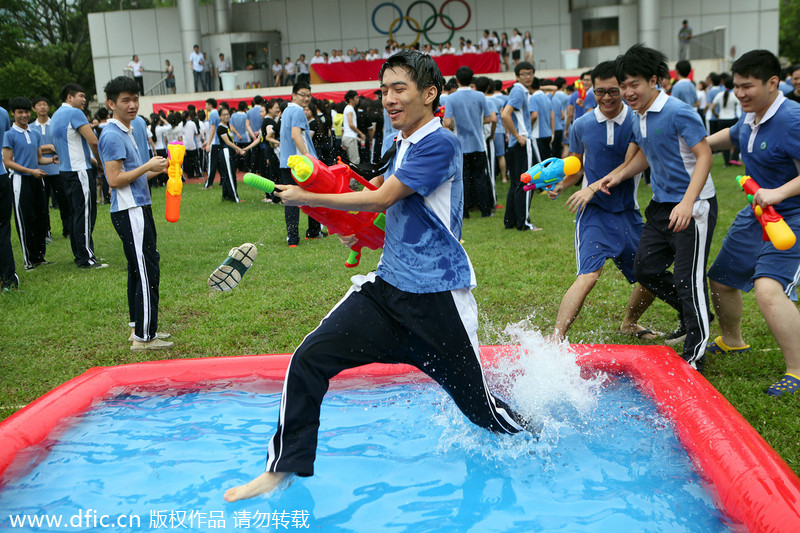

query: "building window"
left=583, top=17, right=619, bottom=48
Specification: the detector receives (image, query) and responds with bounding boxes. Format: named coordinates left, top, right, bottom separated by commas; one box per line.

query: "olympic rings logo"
left=371, top=0, right=471, bottom=46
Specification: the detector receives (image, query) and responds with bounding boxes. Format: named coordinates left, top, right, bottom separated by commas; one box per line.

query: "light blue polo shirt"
left=3, top=124, right=42, bottom=174
left=279, top=103, right=316, bottom=168
left=529, top=91, right=552, bottom=139
left=632, top=91, right=715, bottom=203
left=381, top=108, right=399, bottom=156
left=379, top=117, right=474, bottom=293
left=98, top=119, right=152, bottom=213
left=671, top=79, right=697, bottom=107
left=131, top=115, right=152, bottom=160
left=551, top=91, right=569, bottom=131
left=492, top=94, right=507, bottom=134
left=209, top=109, right=221, bottom=146
left=51, top=103, right=92, bottom=172
left=29, top=119, right=59, bottom=175
left=730, top=93, right=800, bottom=217
left=505, top=82, right=530, bottom=148
left=247, top=105, right=263, bottom=135
left=230, top=111, right=248, bottom=142
left=569, top=88, right=596, bottom=120
left=444, top=87, right=490, bottom=154
left=569, top=105, right=638, bottom=213
left=0, top=107, right=9, bottom=175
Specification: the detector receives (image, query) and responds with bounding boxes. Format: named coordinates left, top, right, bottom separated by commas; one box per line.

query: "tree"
left=780, top=0, right=800, bottom=63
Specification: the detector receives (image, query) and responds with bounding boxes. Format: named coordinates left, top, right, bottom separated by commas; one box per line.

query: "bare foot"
left=619, top=324, right=663, bottom=341
left=224, top=472, right=290, bottom=502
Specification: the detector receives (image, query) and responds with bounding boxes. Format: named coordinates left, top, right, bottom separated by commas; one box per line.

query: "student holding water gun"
left=98, top=76, right=172, bottom=351
left=225, top=51, right=531, bottom=502
left=547, top=61, right=662, bottom=343
left=705, top=50, right=800, bottom=396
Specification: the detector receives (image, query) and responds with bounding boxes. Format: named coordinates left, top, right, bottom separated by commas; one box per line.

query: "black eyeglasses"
left=594, top=88, right=621, bottom=97
left=295, top=92, right=312, bottom=98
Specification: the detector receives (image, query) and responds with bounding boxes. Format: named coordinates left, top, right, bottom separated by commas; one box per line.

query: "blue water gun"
left=521, top=156, right=582, bottom=191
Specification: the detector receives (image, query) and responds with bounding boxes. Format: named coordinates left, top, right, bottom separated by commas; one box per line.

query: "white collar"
left=594, top=103, right=629, bottom=125
left=744, top=91, right=785, bottom=127
left=456, top=86, right=472, bottom=91
left=37, top=117, right=51, bottom=126
left=637, top=90, right=669, bottom=116
left=397, top=117, right=441, bottom=145
left=11, top=123, right=29, bottom=133
left=108, top=118, right=131, bottom=133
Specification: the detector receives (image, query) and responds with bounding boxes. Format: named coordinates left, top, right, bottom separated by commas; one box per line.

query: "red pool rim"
left=1, top=344, right=798, bottom=532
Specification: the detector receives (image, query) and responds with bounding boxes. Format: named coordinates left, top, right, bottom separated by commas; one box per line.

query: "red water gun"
left=736, top=175, right=796, bottom=250
left=575, top=79, right=586, bottom=100
left=243, top=155, right=385, bottom=267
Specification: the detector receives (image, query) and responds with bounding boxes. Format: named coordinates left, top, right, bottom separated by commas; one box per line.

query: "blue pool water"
left=0, top=369, right=735, bottom=532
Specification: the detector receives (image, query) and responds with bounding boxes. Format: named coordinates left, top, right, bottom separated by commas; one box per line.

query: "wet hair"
left=205, top=98, right=217, bottom=108
left=514, top=61, right=535, bottom=77
left=32, top=96, right=49, bottom=107
left=60, top=83, right=85, bottom=102
left=591, top=61, right=618, bottom=86
left=731, top=49, right=781, bottom=85
left=455, top=66, right=473, bottom=86
left=615, top=44, right=669, bottom=83
left=8, top=97, right=31, bottom=112
left=104, top=76, right=139, bottom=103
left=379, top=50, right=444, bottom=110
left=675, top=60, right=692, bottom=78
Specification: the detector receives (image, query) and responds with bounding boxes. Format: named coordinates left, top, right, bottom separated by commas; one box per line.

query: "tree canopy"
left=780, top=0, right=800, bottom=64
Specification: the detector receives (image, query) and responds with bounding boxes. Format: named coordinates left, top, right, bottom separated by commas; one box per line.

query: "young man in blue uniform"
left=0, top=105, right=15, bottom=291
left=31, top=96, right=70, bottom=240
left=443, top=66, right=494, bottom=217
left=98, top=76, right=173, bottom=351
left=224, top=51, right=529, bottom=502
left=597, top=44, right=716, bottom=370
left=529, top=77, right=554, bottom=160
left=51, top=83, right=105, bottom=269
left=2, top=97, right=57, bottom=271
left=705, top=50, right=800, bottom=395
left=548, top=61, right=659, bottom=342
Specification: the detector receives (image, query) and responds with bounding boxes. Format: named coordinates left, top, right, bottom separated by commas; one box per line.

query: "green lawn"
left=1, top=159, right=797, bottom=475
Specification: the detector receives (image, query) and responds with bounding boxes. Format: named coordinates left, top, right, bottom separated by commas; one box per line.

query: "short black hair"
left=344, top=90, right=358, bottom=102
left=380, top=50, right=444, bottom=110
left=474, top=76, right=490, bottom=94
left=675, top=60, right=692, bottom=78
left=591, top=61, right=618, bottom=86
left=456, top=66, right=473, bottom=86
left=252, top=95, right=263, bottom=105
left=104, top=76, right=139, bottom=103
left=708, top=72, right=721, bottom=86
left=791, top=65, right=800, bottom=77
left=60, top=83, right=85, bottom=102
left=514, top=61, right=535, bottom=77
left=237, top=100, right=247, bottom=111
left=292, top=80, right=311, bottom=94
left=615, top=43, right=669, bottom=82
left=731, top=49, right=781, bottom=84
left=8, top=97, right=31, bottom=112
left=444, top=78, right=459, bottom=92
left=553, top=77, right=566, bottom=89
left=531, top=77, right=540, bottom=90
left=95, top=107, right=109, bottom=120
left=205, top=98, right=218, bottom=108
left=494, top=79, right=504, bottom=92
left=32, top=96, right=49, bottom=107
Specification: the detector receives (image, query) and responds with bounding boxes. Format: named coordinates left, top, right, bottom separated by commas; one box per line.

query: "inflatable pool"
left=1, top=344, right=798, bottom=532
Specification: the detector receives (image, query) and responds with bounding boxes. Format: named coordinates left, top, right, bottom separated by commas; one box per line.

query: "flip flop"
left=766, top=373, right=800, bottom=396
left=208, top=243, right=257, bottom=291
left=705, top=336, right=751, bottom=355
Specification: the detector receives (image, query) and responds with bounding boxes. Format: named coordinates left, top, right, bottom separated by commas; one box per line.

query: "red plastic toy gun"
left=243, top=155, right=386, bottom=267
left=736, top=175, right=797, bottom=251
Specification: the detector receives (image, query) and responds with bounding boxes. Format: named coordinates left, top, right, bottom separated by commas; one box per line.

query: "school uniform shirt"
left=379, top=117, right=474, bottom=293
left=279, top=103, right=317, bottom=168
left=217, top=123, right=234, bottom=146
left=569, top=105, right=638, bottom=213
left=230, top=111, right=248, bottom=142
left=444, top=87, right=491, bottom=154
left=529, top=90, right=553, bottom=139
left=671, top=79, right=697, bottom=107
left=493, top=94, right=508, bottom=135
left=182, top=120, right=198, bottom=151
left=98, top=120, right=151, bottom=213
left=0, top=107, right=9, bottom=175
left=247, top=105, right=263, bottom=135
left=208, top=109, right=221, bottom=146
left=132, top=115, right=152, bottom=159
left=3, top=125, right=42, bottom=173
left=505, top=83, right=530, bottom=148
left=551, top=91, right=568, bottom=132
left=29, top=119, right=58, bottom=175
left=631, top=90, right=715, bottom=203
left=730, top=93, right=800, bottom=217
left=152, top=124, right=172, bottom=151
left=342, top=104, right=358, bottom=139
left=50, top=103, right=92, bottom=172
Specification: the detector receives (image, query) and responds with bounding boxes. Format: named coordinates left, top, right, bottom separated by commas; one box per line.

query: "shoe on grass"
left=208, top=243, right=257, bottom=291
left=766, top=373, right=800, bottom=396
left=621, top=325, right=663, bottom=341
left=131, top=338, right=174, bottom=351
left=663, top=327, right=686, bottom=346
left=705, top=336, right=751, bottom=355
left=130, top=331, right=172, bottom=342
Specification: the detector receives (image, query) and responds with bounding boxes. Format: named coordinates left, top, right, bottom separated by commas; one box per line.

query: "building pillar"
left=638, top=0, right=659, bottom=49
left=215, top=0, right=231, bottom=34
left=178, top=0, right=202, bottom=93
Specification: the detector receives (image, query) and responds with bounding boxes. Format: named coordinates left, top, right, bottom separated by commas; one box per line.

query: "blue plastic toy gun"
left=521, top=156, right=582, bottom=191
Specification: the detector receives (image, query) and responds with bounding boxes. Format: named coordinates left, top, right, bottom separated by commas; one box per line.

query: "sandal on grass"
left=621, top=326, right=663, bottom=341
left=705, top=336, right=751, bottom=355
left=767, top=373, right=800, bottom=396
left=208, top=243, right=257, bottom=291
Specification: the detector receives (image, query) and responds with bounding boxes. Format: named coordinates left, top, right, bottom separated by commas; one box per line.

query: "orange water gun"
left=243, top=155, right=385, bottom=267
left=165, top=142, right=185, bottom=223
left=737, top=175, right=796, bottom=250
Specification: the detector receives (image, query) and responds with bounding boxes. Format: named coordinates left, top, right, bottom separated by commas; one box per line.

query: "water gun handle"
left=737, top=175, right=797, bottom=250
left=346, top=248, right=361, bottom=268
left=165, top=142, right=185, bottom=223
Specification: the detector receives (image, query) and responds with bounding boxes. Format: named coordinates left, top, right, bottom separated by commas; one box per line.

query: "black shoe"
left=664, top=327, right=687, bottom=346
left=78, top=262, right=109, bottom=269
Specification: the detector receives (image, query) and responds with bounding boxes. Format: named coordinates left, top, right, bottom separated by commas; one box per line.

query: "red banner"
left=311, top=52, right=499, bottom=83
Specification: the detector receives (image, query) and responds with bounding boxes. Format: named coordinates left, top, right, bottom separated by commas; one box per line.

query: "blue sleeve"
left=585, top=91, right=596, bottom=108
left=528, top=95, right=538, bottom=114
left=393, top=132, right=460, bottom=197
left=99, top=131, right=126, bottom=163
left=69, top=108, right=88, bottom=130
left=568, top=120, right=584, bottom=154
left=2, top=133, right=12, bottom=150
left=507, top=87, right=523, bottom=111
left=729, top=115, right=744, bottom=149
left=444, top=97, right=455, bottom=119
left=675, top=105, right=707, bottom=148
left=210, top=112, right=220, bottom=127
left=289, top=108, right=306, bottom=130
left=568, top=92, right=578, bottom=106
left=482, top=96, right=491, bottom=118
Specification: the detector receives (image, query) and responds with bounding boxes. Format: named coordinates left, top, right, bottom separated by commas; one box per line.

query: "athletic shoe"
left=130, top=332, right=172, bottom=342
left=663, top=327, right=686, bottom=346
left=78, top=262, right=109, bottom=269
left=208, top=243, right=257, bottom=291
left=305, top=231, right=329, bottom=240
left=766, top=373, right=800, bottom=396
left=705, top=336, right=751, bottom=355
left=131, top=338, right=175, bottom=351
